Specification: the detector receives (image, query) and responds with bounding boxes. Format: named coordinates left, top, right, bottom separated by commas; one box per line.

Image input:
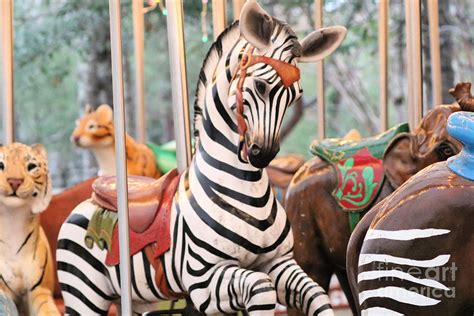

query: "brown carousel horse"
left=346, top=82, right=474, bottom=315
left=268, top=129, right=361, bottom=205
left=285, top=95, right=469, bottom=313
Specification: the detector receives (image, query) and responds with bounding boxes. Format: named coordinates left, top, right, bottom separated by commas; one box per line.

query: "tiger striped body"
left=58, top=2, right=346, bottom=314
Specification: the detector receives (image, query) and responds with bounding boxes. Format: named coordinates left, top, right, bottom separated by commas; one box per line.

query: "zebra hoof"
left=0, top=293, right=18, bottom=316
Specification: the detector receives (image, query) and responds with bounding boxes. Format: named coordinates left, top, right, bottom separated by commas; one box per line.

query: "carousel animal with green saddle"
left=285, top=97, right=465, bottom=314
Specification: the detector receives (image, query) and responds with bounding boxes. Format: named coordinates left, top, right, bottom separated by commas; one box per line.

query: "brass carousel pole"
left=315, top=0, right=325, bottom=139
left=378, top=0, right=389, bottom=132
left=232, top=0, right=246, bottom=21
left=166, top=0, right=192, bottom=171
left=405, top=1, right=413, bottom=128
left=405, top=0, right=423, bottom=129
left=0, top=0, right=14, bottom=144
left=427, top=0, right=442, bottom=106
left=132, top=0, right=146, bottom=143
left=108, top=0, right=132, bottom=313
left=212, top=0, right=227, bottom=40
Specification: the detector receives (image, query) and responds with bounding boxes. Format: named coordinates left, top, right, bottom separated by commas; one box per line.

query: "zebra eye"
left=27, top=163, right=38, bottom=171
left=255, top=81, right=266, bottom=96
left=0, top=162, right=4, bottom=171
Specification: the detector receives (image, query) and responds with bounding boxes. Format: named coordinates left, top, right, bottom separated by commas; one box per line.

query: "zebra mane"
left=193, top=19, right=301, bottom=144
left=193, top=21, right=240, bottom=143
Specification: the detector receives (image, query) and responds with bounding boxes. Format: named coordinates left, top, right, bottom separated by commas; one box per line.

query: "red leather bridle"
left=235, top=46, right=301, bottom=161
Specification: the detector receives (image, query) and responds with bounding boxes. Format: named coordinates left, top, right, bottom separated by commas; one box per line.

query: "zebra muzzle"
left=247, top=143, right=279, bottom=169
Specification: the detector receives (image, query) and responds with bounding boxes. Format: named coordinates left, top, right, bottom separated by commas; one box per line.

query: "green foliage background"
left=4, top=0, right=474, bottom=187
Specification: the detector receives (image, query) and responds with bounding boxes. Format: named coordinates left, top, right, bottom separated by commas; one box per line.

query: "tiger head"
left=71, top=104, right=114, bottom=148
left=0, top=143, right=52, bottom=214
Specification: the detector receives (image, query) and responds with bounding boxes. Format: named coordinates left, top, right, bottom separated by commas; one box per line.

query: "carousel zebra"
left=56, top=2, right=347, bottom=315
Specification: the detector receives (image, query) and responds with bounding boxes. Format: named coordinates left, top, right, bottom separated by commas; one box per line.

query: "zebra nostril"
left=250, top=144, right=261, bottom=156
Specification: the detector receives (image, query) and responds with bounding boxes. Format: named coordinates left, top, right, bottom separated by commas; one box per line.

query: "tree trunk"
left=438, top=0, right=455, bottom=103
left=393, top=6, right=406, bottom=124
left=123, top=52, right=136, bottom=139
left=422, top=0, right=433, bottom=108
left=76, top=16, right=113, bottom=180
left=77, top=18, right=113, bottom=108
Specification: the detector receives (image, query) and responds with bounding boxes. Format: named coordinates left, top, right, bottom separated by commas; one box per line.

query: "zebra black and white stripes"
left=57, top=204, right=165, bottom=315
left=57, top=2, right=346, bottom=314
left=357, top=228, right=453, bottom=315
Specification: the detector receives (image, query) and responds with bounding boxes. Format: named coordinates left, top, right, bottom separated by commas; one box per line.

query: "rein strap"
left=235, top=46, right=301, bottom=161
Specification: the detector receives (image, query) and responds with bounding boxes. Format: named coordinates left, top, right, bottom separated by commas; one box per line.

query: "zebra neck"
left=194, top=23, right=244, bottom=153
left=190, top=148, right=272, bottom=209
left=198, top=67, right=263, bottom=174
left=192, top=23, right=270, bottom=193
left=193, top=92, right=269, bottom=197
left=194, top=59, right=269, bottom=195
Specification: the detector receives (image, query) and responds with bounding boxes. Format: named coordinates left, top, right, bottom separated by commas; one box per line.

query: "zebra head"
left=232, top=1, right=346, bottom=169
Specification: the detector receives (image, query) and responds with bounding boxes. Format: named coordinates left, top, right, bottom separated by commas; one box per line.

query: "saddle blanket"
left=310, top=123, right=409, bottom=212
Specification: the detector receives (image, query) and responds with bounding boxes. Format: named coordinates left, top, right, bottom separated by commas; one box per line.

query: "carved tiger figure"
left=0, top=143, right=59, bottom=315
left=71, top=104, right=161, bottom=178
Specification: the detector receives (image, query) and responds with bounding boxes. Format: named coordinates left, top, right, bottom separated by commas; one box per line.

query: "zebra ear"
left=299, top=26, right=347, bottom=63
left=239, top=1, right=274, bottom=52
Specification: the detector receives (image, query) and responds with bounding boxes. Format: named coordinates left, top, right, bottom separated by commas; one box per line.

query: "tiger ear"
left=96, top=104, right=113, bottom=122
left=31, top=144, right=47, bottom=159
left=299, top=26, right=347, bottom=63
left=84, top=103, right=93, bottom=114
left=239, top=1, right=274, bottom=52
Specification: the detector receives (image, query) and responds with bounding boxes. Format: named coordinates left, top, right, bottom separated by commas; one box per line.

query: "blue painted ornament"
left=447, top=111, right=474, bottom=180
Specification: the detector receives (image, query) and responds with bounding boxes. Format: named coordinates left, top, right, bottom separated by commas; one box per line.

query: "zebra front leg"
left=263, top=255, right=334, bottom=316
left=189, top=264, right=277, bottom=315
left=57, top=201, right=117, bottom=315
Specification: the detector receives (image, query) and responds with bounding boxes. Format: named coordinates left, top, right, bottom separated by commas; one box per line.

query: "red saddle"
left=92, top=170, right=178, bottom=233
left=91, top=169, right=180, bottom=266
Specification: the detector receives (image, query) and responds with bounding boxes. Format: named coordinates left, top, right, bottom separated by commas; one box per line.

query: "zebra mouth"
left=248, top=153, right=274, bottom=169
